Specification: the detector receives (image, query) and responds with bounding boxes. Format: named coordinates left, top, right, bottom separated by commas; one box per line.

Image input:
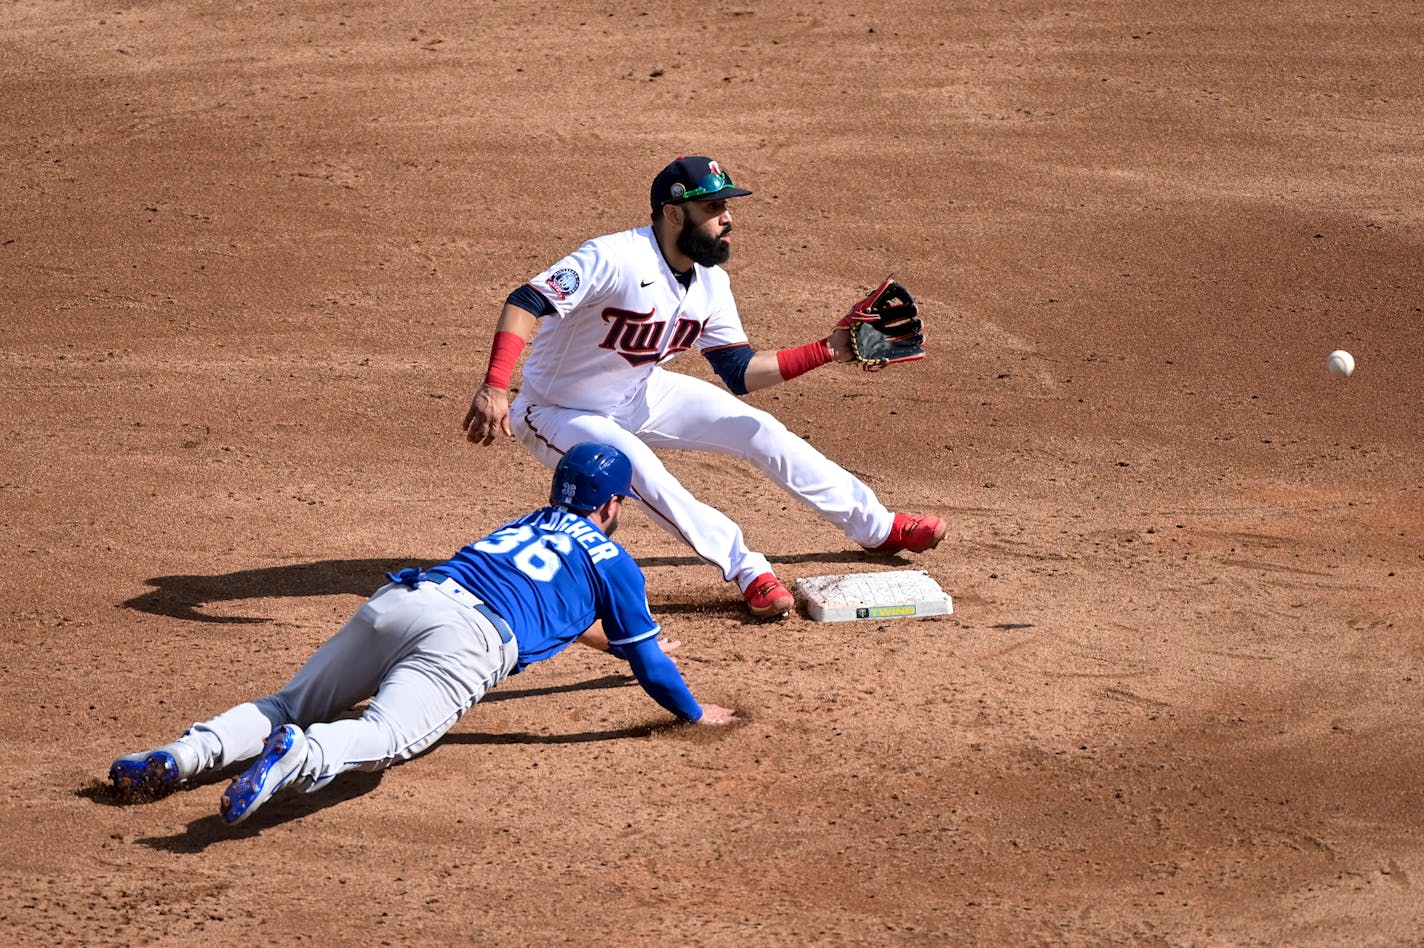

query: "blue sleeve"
left=620, top=636, right=703, bottom=721
left=702, top=343, right=755, bottom=396
left=595, top=549, right=661, bottom=647
left=507, top=283, right=556, bottom=317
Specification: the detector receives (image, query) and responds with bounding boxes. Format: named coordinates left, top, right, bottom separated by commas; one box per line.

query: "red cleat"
left=743, top=572, right=794, bottom=617
left=866, top=513, right=946, bottom=555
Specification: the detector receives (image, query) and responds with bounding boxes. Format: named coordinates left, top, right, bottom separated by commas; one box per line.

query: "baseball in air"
left=1325, top=349, right=1355, bottom=377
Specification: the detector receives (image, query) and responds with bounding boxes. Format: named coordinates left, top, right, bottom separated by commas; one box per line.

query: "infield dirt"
left=3, top=1, right=1422, bottom=943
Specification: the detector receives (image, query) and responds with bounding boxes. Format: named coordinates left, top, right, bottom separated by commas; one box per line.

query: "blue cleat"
left=110, top=742, right=199, bottom=796
left=220, top=724, right=309, bottom=825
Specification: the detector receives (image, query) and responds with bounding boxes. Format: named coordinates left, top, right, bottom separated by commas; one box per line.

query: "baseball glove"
left=841, top=275, right=925, bottom=371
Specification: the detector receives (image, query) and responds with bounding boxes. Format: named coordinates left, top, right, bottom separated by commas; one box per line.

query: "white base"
left=795, top=570, right=954, bottom=623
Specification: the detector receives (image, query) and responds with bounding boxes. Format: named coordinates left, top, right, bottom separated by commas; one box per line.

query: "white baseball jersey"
left=521, top=226, right=748, bottom=413
left=508, top=223, right=897, bottom=590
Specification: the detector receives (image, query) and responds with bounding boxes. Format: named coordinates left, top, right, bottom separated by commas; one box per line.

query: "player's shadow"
left=124, top=558, right=767, bottom=627
left=637, top=550, right=894, bottom=569
left=479, top=673, right=633, bottom=703
left=131, top=771, right=386, bottom=852
left=121, top=549, right=894, bottom=626
left=780, top=549, right=916, bottom=565
left=443, top=724, right=661, bottom=746
left=122, top=557, right=439, bottom=623
left=123, top=712, right=672, bottom=851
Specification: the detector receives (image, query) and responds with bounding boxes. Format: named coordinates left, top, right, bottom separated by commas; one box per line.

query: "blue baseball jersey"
left=426, top=506, right=659, bottom=673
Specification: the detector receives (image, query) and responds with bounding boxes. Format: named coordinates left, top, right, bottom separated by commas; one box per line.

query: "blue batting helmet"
left=550, top=443, right=633, bottom=513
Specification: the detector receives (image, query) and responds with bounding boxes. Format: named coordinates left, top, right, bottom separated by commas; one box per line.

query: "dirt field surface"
left=4, top=0, right=1422, bottom=943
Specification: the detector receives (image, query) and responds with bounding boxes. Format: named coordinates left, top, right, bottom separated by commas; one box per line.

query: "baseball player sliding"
left=464, top=155, right=942, bottom=618
left=109, top=444, right=736, bottom=825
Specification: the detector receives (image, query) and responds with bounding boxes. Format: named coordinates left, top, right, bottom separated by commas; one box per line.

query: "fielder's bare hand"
left=463, top=384, right=512, bottom=445
left=696, top=703, right=738, bottom=725
left=825, top=325, right=856, bottom=363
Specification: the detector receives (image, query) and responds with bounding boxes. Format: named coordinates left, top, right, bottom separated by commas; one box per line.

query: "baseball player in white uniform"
left=464, top=156, right=944, bottom=617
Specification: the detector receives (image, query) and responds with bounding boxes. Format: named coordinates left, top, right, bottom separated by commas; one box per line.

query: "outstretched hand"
left=462, top=384, right=513, bottom=445
left=696, top=703, right=739, bottom=725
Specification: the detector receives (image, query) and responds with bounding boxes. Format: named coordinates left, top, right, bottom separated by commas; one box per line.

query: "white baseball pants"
left=512, top=367, right=894, bottom=591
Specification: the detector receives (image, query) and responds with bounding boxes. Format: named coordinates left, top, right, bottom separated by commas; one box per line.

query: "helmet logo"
left=550, top=443, right=633, bottom=513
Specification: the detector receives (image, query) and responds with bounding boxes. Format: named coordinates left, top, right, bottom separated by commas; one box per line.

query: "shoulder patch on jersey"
left=545, top=268, right=580, bottom=301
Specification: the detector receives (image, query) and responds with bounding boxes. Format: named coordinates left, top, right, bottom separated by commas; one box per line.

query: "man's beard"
left=677, top=217, right=732, bottom=267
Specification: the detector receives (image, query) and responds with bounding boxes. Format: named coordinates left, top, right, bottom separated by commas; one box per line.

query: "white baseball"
left=1326, top=349, right=1355, bottom=377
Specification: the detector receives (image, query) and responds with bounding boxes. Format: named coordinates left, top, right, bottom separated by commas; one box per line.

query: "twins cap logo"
left=545, top=268, right=580, bottom=301
left=670, top=161, right=723, bottom=201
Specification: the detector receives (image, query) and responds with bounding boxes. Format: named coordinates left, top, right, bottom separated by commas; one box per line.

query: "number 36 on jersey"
left=474, top=515, right=620, bottom=582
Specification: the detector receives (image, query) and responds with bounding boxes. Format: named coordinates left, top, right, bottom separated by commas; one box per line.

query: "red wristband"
left=776, top=338, right=835, bottom=381
left=483, top=331, right=526, bottom=390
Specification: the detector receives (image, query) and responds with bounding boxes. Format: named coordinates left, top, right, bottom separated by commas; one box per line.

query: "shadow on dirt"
left=443, top=726, right=660, bottom=745
left=129, top=771, right=386, bottom=851
left=122, top=557, right=427, bottom=623
left=480, top=673, right=633, bottom=703
left=637, top=550, right=880, bottom=569
left=121, top=551, right=886, bottom=625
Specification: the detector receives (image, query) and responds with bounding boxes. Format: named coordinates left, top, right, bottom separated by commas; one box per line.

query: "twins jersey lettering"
left=427, top=506, right=660, bottom=672
left=520, top=226, right=748, bottom=413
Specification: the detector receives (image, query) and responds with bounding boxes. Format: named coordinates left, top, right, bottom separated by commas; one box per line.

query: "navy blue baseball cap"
left=650, top=156, right=753, bottom=212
